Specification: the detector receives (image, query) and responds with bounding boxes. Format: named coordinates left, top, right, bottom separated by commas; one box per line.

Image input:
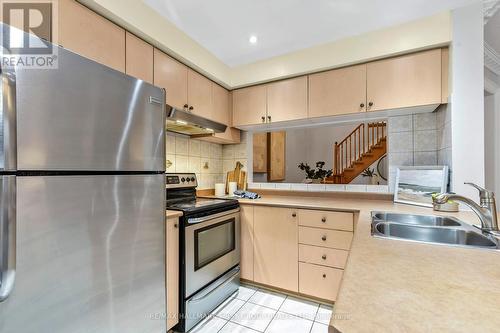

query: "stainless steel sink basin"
left=374, top=222, right=498, bottom=248
left=371, top=211, right=499, bottom=250
left=372, top=212, right=461, bottom=227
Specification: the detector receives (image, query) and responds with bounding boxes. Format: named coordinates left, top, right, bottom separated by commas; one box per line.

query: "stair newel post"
left=357, top=128, right=360, bottom=160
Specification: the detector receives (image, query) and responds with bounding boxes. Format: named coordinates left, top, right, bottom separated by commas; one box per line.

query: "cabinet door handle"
left=322, top=255, right=327, bottom=260
left=267, top=115, right=271, bottom=122
left=321, top=235, right=327, bottom=241
left=368, top=101, right=374, bottom=107
left=261, top=116, right=266, bottom=123
left=183, top=104, right=188, bottom=109
left=292, top=212, right=297, bottom=217
left=189, top=106, right=194, bottom=111
left=322, top=274, right=327, bottom=278
left=360, top=103, right=365, bottom=108
left=321, top=217, right=326, bottom=223
left=174, top=223, right=178, bottom=228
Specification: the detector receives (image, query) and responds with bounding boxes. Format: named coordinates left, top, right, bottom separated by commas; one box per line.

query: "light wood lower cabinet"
left=240, top=205, right=254, bottom=280
left=298, top=209, right=354, bottom=232
left=298, top=226, right=353, bottom=250
left=243, top=205, right=353, bottom=302
left=166, top=217, right=179, bottom=331
left=253, top=206, right=298, bottom=292
left=298, top=244, right=349, bottom=269
left=299, top=262, right=343, bottom=301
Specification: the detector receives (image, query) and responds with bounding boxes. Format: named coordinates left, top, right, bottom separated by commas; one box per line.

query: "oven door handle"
left=189, top=267, right=240, bottom=303
left=187, top=208, right=240, bottom=225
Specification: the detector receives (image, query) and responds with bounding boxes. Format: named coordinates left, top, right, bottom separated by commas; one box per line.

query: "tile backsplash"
left=387, top=106, right=452, bottom=191
left=166, top=133, right=224, bottom=189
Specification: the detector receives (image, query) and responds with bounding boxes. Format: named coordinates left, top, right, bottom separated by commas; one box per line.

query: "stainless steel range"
left=166, top=173, right=240, bottom=332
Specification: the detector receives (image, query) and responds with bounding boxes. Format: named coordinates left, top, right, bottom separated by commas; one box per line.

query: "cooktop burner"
left=166, top=173, right=239, bottom=215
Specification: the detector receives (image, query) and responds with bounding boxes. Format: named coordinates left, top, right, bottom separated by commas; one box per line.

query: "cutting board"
left=226, top=161, right=247, bottom=193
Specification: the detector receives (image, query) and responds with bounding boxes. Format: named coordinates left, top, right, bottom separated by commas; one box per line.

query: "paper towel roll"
left=215, top=183, right=225, bottom=197
left=228, top=182, right=237, bottom=195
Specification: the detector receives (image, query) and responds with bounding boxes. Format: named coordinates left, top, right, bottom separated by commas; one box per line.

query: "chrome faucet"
left=433, top=182, right=498, bottom=232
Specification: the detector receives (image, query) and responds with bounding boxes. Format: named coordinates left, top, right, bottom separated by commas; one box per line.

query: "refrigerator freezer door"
left=0, top=175, right=166, bottom=333
left=16, top=46, right=165, bottom=171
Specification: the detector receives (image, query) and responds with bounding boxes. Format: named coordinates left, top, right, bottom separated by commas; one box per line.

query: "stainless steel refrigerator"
left=0, top=30, right=166, bottom=332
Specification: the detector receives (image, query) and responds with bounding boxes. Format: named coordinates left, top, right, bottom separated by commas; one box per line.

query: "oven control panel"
left=166, top=173, right=197, bottom=188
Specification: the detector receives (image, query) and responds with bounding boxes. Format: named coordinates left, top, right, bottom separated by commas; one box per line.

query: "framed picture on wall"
left=394, top=166, right=449, bottom=207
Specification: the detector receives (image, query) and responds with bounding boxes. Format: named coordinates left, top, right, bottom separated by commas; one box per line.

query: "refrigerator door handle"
left=0, top=176, right=16, bottom=302
left=1, top=69, right=17, bottom=171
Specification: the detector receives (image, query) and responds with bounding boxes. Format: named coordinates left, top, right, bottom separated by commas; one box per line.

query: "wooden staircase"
left=326, top=122, right=387, bottom=184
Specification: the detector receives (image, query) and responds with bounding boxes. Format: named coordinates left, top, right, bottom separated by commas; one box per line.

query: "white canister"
left=228, top=182, right=237, bottom=195
left=214, top=183, right=225, bottom=197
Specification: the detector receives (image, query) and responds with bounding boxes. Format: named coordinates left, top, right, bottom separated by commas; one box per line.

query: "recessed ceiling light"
left=249, top=35, right=258, bottom=44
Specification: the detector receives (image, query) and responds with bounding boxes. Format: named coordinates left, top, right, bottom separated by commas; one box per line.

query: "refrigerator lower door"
left=0, top=175, right=166, bottom=333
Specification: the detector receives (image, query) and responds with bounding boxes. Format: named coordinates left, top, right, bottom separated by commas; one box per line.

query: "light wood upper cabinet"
left=154, top=49, right=188, bottom=109
left=267, top=77, right=308, bottom=122
left=308, top=64, right=367, bottom=118
left=366, top=49, right=442, bottom=112
left=166, top=217, right=179, bottom=331
left=253, top=206, right=298, bottom=292
left=240, top=205, right=254, bottom=281
left=212, top=84, right=230, bottom=125
left=188, top=69, right=213, bottom=119
left=57, top=0, right=125, bottom=72
left=125, top=32, right=153, bottom=83
left=233, top=85, right=267, bottom=126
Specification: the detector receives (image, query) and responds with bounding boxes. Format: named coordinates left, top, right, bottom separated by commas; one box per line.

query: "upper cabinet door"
left=187, top=69, right=213, bottom=119
left=212, top=84, right=230, bottom=125
left=366, top=49, right=442, bottom=112
left=308, top=64, right=367, bottom=118
left=57, top=0, right=125, bottom=72
left=125, top=32, right=153, bottom=83
left=232, top=85, right=267, bottom=127
left=267, top=77, right=308, bottom=123
left=154, top=49, right=188, bottom=110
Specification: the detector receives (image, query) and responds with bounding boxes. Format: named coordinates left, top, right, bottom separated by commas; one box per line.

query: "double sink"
left=371, top=212, right=499, bottom=250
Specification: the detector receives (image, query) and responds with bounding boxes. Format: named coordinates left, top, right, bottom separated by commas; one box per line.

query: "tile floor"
left=188, top=284, right=333, bottom=333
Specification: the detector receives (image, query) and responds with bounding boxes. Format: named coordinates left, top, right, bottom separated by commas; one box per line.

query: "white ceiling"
left=143, top=0, right=477, bottom=67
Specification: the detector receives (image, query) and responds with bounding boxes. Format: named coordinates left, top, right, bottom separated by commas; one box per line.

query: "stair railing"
left=334, top=122, right=387, bottom=177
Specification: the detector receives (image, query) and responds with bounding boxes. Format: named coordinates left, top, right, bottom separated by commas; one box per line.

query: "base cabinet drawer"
left=299, top=226, right=353, bottom=250
left=299, top=244, right=349, bottom=269
left=298, top=210, right=353, bottom=231
left=299, top=262, right=343, bottom=301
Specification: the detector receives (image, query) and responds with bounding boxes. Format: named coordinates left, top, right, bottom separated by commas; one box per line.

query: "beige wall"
left=78, top=0, right=452, bottom=89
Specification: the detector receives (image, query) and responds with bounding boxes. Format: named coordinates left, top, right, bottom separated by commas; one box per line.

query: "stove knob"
left=190, top=177, right=196, bottom=182
left=181, top=177, right=185, bottom=182
left=185, top=178, right=190, bottom=182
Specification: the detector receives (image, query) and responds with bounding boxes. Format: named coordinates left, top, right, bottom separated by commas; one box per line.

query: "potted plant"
left=361, top=167, right=380, bottom=185
left=298, top=161, right=333, bottom=183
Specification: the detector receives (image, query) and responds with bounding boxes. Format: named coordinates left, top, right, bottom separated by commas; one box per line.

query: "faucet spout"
left=434, top=183, right=498, bottom=231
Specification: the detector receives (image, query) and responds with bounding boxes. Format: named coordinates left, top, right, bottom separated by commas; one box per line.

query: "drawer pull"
left=292, top=212, right=297, bottom=217
left=321, top=235, right=327, bottom=241
left=321, top=217, right=326, bottom=223
left=323, top=274, right=327, bottom=278
left=322, top=255, right=327, bottom=260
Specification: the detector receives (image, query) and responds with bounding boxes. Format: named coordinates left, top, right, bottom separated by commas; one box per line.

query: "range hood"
left=166, top=105, right=227, bottom=136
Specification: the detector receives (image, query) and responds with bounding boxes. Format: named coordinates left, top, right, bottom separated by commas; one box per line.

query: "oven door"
left=185, top=208, right=240, bottom=298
